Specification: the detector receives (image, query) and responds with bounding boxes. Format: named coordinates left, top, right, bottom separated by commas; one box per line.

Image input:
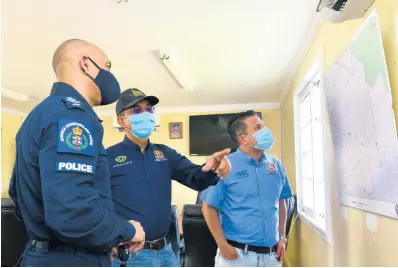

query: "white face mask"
left=247, top=127, right=274, bottom=151
left=126, top=112, right=155, bottom=139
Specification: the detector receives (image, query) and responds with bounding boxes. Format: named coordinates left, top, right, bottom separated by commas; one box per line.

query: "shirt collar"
left=50, top=82, right=101, bottom=121
left=122, top=135, right=152, bottom=152
left=236, top=148, right=267, bottom=165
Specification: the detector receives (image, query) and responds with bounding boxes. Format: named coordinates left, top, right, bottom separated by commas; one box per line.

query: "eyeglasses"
left=122, top=105, right=155, bottom=116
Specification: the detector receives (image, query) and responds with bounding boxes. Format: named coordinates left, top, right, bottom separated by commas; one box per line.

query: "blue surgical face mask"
left=252, top=127, right=274, bottom=150
left=128, top=112, right=155, bottom=139
left=87, top=57, right=121, bottom=105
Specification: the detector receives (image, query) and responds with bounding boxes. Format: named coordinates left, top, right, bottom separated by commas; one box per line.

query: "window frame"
left=293, top=54, right=332, bottom=244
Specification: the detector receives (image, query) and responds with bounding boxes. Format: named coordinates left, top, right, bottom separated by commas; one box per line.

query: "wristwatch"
left=279, top=236, right=287, bottom=243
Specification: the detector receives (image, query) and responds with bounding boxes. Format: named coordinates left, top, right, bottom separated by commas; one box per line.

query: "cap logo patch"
left=131, top=89, right=144, bottom=97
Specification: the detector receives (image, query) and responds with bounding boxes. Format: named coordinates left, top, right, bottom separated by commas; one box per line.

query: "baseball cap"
left=115, top=88, right=159, bottom=115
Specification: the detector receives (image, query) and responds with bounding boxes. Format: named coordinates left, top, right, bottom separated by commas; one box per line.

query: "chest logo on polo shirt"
left=154, top=150, right=167, bottom=161
left=115, top=155, right=127, bottom=163
left=267, top=162, right=276, bottom=173
left=234, top=170, right=249, bottom=178
left=58, top=119, right=95, bottom=156
left=113, top=159, right=133, bottom=168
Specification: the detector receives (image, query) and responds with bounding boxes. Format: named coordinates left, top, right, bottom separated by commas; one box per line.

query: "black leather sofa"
left=182, top=204, right=217, bottom=267
left=1, top=198, right=29, bottom=267
left=1, top=199, right=181, bottom=267
left=169, top=205, right=181, bottom=262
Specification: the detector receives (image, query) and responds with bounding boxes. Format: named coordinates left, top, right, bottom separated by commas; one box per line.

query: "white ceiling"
left=1, top=0, right=321, bottom=114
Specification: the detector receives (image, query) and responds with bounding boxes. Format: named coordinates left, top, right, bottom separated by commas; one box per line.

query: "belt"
left=31, top=240, right=109, bottom=254
left=227, top=240, right=277, bottom=254
left=143, top=235, right=171, bottom=251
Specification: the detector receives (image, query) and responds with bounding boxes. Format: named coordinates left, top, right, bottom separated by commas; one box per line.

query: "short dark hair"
left=228, top=110, right=257, bottom=144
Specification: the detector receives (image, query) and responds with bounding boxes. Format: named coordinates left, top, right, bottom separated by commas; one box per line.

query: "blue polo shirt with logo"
left=201, top=149, right=292, bottom=247
left=107, top=136, right=219, bottom=241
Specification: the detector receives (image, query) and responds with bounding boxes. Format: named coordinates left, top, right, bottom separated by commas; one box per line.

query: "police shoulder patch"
left=56, top=161, right=96, bottom=174
left=66, top=97, right=81, bottom=105
left=63, top=96, right=84, bottom=110
left=57, top=118, right=96, bottom=156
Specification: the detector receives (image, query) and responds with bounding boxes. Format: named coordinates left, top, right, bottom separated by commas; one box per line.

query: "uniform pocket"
left=164, top=243, right=175, bottom=254
left=217, top=248, right=242, bottom=262
left=23, top=250, right=49, bottom=266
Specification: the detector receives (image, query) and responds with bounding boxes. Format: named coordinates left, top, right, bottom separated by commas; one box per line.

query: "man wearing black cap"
left=107, top=88, right=232, bottom=267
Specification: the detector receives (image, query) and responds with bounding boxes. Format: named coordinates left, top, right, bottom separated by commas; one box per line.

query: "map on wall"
left=323, top=9, right=398, bottom=219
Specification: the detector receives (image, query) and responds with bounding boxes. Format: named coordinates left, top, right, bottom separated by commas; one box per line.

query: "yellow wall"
left=281, top=1, right=398, bottom=266
left=1, top=113, right=24, bottom=197
left=103, top=109, right=281, bottom=213
left=0, top=108, right=280, bottom=213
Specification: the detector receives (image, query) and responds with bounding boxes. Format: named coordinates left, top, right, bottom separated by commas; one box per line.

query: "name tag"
left=56, top=161, right=96, bottom=174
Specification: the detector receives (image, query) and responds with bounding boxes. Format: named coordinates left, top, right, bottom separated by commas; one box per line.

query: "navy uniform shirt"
left=8, top=82, right=135, bottom=250
left=107, top=137, right=219, bottom=241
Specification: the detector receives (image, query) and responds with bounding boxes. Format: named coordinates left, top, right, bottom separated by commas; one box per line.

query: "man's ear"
left=79, top=56, right=90, bottom=75
left=238, top=135, right=246, bottom=145
left=117, top=116, right=127, bottom=128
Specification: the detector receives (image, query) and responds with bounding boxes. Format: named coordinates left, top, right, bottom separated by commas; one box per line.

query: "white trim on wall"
left=293, top=52, right=333, bottom=244
left=1, top=102, right=281, bottom=119
left=95, top=102, right=281, bottom=117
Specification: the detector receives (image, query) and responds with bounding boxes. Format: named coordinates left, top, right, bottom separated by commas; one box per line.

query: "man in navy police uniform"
left=9, top=39, right=145, bottom=267
left=108, top=88, right=232, bottom=267
left=201, top=110, right=293, bottom=267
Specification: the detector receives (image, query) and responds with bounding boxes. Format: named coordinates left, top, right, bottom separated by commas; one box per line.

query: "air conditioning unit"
left=316, top=0, right=375, bottom=23
left=111, top=113, right=161, bottom=132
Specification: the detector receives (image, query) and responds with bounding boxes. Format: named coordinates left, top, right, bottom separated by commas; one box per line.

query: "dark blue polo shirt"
left=107, top=137, right=219, bottom=240
left=9, top=82, right=134, bottom=251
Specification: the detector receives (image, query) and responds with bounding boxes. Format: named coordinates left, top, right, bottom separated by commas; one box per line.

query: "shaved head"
left=52, top=39, right=99, bottom=75
left=52, top=39, right=113, bottom=106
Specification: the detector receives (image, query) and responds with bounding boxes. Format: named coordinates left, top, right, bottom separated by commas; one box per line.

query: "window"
left=293, top=57, right=332, bottom=244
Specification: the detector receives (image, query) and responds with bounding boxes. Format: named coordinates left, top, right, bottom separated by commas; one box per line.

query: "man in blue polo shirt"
left=201, top=110, right=292, bottom=267
left=107, top=88, right=231, bottom=267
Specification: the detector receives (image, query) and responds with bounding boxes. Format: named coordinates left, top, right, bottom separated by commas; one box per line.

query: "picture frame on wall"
left=169, top=122, right=183, bottom=139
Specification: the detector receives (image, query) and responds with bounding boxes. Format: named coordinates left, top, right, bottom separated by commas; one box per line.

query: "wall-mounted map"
left=324, top=9, right=398, bottom=219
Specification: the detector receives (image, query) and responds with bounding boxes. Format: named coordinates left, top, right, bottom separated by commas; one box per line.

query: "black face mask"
left=86, top=57, right=121, bottom=105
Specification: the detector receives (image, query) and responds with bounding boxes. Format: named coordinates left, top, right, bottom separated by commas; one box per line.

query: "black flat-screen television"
left=189, top=112, right=262, bottom=156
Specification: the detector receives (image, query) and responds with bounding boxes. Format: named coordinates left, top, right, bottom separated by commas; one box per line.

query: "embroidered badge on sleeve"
left=57, top=118, right=96, bottom=156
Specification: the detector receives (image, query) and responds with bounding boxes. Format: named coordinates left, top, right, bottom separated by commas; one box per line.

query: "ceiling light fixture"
left=1, top=87, right=29, bottom=102
left=155, top=50, right=194, bottom=92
